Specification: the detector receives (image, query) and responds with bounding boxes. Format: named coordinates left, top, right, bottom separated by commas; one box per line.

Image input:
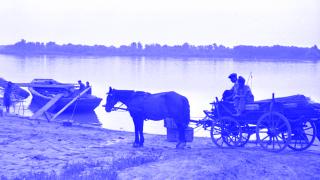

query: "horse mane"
left=113, top=89, right=151, bottom=102
left=114, top=89, right=135, bottom=95
left=134, top=91, right=151, bottom=97
left=113, top=90, right=135, bottom=99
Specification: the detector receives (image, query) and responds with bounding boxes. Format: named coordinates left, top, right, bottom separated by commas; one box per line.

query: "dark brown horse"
left=104, top=87, right=190, bottom=148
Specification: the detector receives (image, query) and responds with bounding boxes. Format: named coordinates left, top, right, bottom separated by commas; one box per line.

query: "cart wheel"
left=211, top=116, right=242, bottom=147
left=238, top=124, right=251, bottom=147
left=222, top=116, right=242, bottom=147
left=287, top=120, right=316, bottom=151
left=316, top=121, right=320, bottom=141
left=210, top=119, right=226, bottom=147
left=256, top=112, right=291, bottom=152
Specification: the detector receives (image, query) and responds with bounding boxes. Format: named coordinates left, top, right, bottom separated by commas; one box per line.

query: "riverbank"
left=1, top=114, right=320, bottom=179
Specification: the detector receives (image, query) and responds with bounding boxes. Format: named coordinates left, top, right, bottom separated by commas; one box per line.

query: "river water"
left=0, top=55, right=319, bottom=136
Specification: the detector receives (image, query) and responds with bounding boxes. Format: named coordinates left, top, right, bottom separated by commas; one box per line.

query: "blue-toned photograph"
left=0, top=0, right=319, bottom=179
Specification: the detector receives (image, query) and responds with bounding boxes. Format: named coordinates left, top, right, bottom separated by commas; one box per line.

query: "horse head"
left=105, top=87, right=118, bottom=112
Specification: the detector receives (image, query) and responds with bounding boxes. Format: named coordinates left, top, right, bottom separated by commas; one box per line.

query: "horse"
left=104, top=87, right=190, bottom=148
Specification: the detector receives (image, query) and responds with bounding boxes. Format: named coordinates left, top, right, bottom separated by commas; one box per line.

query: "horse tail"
left=182, top=96, right=190, bottom=127
left=164, top=92, right=190, bottom=128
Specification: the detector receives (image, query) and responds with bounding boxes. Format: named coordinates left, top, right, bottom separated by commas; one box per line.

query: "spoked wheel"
left=210, top=119, right=226, bottom=147
left=211, top=116, right=242, bottom=147
left=287, top=120, right=316, bottom=151
left=238, top=124, right=251, bottom=147
left=256, top=112, right=291, bottom=152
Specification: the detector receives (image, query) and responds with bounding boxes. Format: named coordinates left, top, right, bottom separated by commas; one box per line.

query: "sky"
left=0, top=0, right=319, bottom=47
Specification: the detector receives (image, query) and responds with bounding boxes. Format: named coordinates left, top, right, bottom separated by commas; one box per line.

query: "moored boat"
left=28, top=79, right=102, bottom=112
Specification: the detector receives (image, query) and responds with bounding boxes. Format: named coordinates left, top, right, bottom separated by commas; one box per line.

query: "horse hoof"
left=176, top=145, right=185, bottom=149
left=176, top=142, right=186, bottom=149
left=132, top=143, right=140, bottom=148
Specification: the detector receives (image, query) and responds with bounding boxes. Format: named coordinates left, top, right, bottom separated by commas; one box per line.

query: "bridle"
left=112, top=103, right=127, bottom=111
left=106, top=92, right=128, bottom=112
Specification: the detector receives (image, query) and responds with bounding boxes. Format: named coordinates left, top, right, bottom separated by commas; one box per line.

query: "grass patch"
left=3, top=151, right=161, bottom=180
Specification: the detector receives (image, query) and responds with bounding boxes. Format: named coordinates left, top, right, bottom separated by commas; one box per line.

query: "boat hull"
left=28, top=79, right=102, bottom=113
left=31, top=93, right=102, bottom=113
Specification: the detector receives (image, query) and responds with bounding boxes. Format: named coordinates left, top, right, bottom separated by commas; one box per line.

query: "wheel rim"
left=211, top=116, right=242, bottom=147
left=287, top=120, right=316, bottom=151
left=238, top=124, right=251, bottom=147
left=222, top=117, right=242, bottom=147
left=210, top=120, right=225, bottom=147
left=256, top=112, right=291, bottom=152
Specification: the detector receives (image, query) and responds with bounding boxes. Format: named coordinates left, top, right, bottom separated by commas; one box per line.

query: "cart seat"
left=283, top=103, right=298, bottom=108
left=245, top=104, right=260, bottom=111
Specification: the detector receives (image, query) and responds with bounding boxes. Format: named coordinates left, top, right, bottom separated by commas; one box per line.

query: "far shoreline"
left=1, top=39, right=320, bottom=60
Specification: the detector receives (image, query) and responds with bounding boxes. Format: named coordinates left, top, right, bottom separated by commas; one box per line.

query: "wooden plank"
left=30, top=93, right=64, bottom=120
left=50, top=87, right=91, bottom=121
left=15, top=83, right=77, bottom=88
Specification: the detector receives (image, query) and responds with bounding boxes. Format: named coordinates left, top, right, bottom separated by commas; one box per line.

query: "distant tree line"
left=0, top=39, right=319, bottom=59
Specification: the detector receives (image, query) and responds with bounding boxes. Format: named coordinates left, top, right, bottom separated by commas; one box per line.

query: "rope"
left=112, top=103, right=128, bottom=111
left=70, top=98, right=79, bottom=121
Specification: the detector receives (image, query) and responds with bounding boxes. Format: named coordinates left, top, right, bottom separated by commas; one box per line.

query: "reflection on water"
left=1, top=55, right=319, bottom=135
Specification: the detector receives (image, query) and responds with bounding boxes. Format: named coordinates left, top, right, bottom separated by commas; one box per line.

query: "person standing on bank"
left=3, top=81, right=13, bottom=113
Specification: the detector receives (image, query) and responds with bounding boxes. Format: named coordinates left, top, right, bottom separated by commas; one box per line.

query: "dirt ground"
left=1, top=114, right=320, bottom=180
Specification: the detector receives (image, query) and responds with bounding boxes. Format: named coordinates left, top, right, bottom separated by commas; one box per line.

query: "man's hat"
left=228, top=73, right=237, bottom=79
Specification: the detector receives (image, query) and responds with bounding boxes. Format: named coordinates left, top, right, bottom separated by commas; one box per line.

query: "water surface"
left=1, top=55, right=319, bottom=136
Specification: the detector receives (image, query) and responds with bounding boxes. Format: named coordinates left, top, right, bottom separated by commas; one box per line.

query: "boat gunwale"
left=29, top=79, right=70, bottom=100
left=29, top=79, right=102, bottom=101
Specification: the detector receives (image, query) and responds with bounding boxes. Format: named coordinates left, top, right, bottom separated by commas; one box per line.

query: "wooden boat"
left=28, top=79, right=102, bottom=112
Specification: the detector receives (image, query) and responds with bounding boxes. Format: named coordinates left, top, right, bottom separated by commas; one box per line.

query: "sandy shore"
left=1, top=114, right=320, bottom=179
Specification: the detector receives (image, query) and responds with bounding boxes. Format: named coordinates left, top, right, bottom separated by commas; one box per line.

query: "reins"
left=111, top=103, right=143, bottom=112
left=112, top=103, right=128, bottom=111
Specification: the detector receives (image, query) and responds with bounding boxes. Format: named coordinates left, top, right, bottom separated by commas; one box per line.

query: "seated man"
left=222, top=73, right=238, bottom=102
left=222, top=89, right=234, bottom=102
left=78, top=80, right=85, bottom=91
left=233, top=76, right=254, bottom=115
left=86, top=81, right=92, bottom=95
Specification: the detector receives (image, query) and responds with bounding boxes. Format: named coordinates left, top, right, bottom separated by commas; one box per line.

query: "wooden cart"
left=192, top=94, right=320, bottom=152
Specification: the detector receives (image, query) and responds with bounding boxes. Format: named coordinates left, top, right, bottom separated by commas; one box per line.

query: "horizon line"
left=0, top=39, right=318, bottom=49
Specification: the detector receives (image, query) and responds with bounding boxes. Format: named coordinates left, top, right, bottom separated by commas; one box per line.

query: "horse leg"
left=176, top=124, right=187, bottom=149
left=133, top=119, right=140, bottom=148
left=138, top=119, right=144, bottom=147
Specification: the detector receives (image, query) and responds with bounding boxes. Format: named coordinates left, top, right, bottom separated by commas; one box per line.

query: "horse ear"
left=108, top=86, right=112, bottom=94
